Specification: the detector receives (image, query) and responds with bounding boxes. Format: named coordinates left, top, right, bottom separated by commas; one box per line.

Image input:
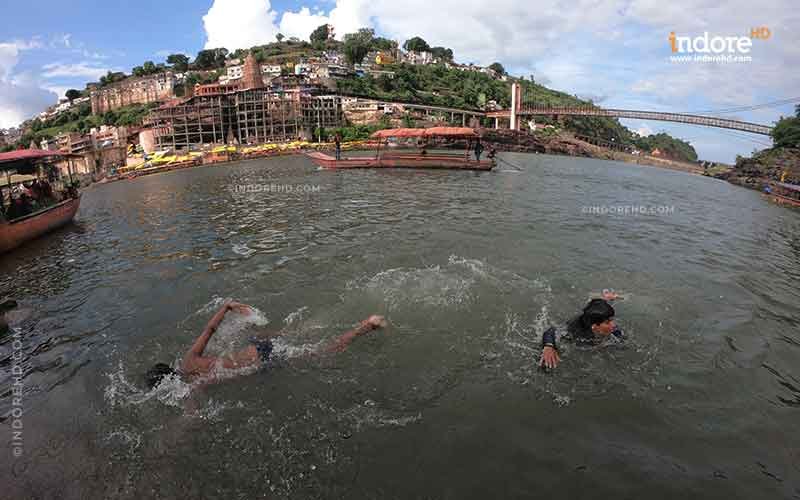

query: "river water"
left=1, top=153, right=799, bottom=499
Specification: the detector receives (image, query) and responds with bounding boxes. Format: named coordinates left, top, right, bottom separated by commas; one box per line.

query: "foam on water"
left=232, top=243, right=257, bottom=257
left=347, top=255, right=546, bottom=313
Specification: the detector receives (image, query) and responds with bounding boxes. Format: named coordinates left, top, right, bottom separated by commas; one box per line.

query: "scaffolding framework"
left=147, top=89, right=343, bottom=150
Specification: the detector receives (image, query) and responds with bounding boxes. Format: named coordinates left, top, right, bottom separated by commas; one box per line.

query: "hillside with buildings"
left=0, top=25, right=698, bottom=164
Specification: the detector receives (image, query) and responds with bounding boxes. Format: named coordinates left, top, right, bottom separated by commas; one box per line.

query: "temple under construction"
left=146, top=54, right=343, bottom=150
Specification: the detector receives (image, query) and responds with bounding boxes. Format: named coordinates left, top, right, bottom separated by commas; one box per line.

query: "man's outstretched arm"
left=188, top=301, right=250, bottom=357
left=325, top=315, right=387, bottom=354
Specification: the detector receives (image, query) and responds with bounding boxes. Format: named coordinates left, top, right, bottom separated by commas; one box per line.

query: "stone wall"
left=90, top=72, right=176, bottom=114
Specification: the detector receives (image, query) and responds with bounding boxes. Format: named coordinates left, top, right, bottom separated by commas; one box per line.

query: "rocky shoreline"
left=712, top=147, right=800, bottom=191
left=479, top=129, right=704, bottom=174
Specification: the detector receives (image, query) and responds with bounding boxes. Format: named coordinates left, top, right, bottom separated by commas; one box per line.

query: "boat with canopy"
left=765, top=181, right=800, bottom=208
left=306, top=127, right=495, bottom=171
left=0, top=149, right=82, bottom=253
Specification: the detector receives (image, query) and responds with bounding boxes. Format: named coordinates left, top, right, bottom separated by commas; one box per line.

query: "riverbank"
left=480, top=128, right=705, bottom=174
left=99, top=130, right=703, bottom=188
left=712, top=146, right=800, bottom=191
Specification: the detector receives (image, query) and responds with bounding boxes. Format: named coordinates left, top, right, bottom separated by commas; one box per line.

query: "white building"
left=261, top=64, right=282, bottom=77
left=403, top=51, right=434, bottom=65
left=227, top=65, right=243, bottom=80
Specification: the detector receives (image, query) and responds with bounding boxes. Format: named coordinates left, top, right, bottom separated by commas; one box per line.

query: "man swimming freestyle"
left=146, top=300, right=387, bottom=388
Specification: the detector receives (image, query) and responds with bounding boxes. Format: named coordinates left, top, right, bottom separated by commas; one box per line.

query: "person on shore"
left=539, top=291, right=623, bottom=370
left=334, top=133, right=342, bottom=161
left=474, top=139, right=484, bottom=162
left=146, top=301, right=388, bottom=389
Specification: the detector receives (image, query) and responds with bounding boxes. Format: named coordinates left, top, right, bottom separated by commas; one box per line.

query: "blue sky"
left=1, top=0, right=797, bottom=163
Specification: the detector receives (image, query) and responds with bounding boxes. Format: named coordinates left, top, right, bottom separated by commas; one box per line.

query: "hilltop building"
left=90, top=72, right=177, bottom=114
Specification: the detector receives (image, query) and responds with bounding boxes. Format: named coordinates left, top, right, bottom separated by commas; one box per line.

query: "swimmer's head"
left=582, top=299, right=616, bottom=336
left=146, top=363, right=177, bottom=389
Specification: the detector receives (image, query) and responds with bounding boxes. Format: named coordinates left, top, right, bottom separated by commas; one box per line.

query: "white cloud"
left=41, top=62, right=110, bottom=80
left=0, top=41, right=57, bottom=129
left=279, top=7, right=328, bottom=41
left=0, top=81, right=57, bottom=129
left=155, top=49, right=187, bottom=59
left=42, top=85, right=71, bottom=100
left=635, top=123, right=654, bottom=137
left=203, top=0, right=279, bottom=49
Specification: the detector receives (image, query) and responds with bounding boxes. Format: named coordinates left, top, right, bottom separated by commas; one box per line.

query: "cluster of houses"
left=215, top=48, right=507, bottom=93
left=36, top=96, right=91, bottom=121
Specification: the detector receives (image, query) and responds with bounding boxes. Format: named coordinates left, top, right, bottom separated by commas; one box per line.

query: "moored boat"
left=0, top=149, right=82, bottom=253
left=306, top=127, right=495, bottom=171
left=764, top=181, right=800, bottom=208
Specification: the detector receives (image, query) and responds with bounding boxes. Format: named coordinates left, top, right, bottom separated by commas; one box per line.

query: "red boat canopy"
left=371, top=128, right=426, bottom=139
left=371, top=127, right=479, bottom=139
left=0, top=149, right=66, bottom=171
left=424, top=127, right=479, bottom=137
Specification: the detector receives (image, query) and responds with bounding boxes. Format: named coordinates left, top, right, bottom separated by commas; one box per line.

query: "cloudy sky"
left=1, top=0, right=797, bottom=162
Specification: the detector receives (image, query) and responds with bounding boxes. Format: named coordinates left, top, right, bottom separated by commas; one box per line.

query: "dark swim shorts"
left=249, top=338, right=273, bottom=363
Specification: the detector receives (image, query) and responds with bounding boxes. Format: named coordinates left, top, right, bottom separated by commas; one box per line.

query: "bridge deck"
left=515, top=107, right=772, bottom=135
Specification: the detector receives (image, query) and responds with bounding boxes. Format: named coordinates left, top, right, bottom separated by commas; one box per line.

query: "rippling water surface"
left=1, top=154, right=799, bottom=499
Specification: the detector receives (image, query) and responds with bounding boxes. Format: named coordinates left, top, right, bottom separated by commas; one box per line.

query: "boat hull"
left=306, top=152, right=494, bottom=171
left=0, top=197, right=81, bottom=253
left=765, top=193, right=800, bottom=208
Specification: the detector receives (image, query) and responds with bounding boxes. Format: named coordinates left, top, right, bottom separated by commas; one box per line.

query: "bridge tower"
left=510, top=82, right=522, bottom=131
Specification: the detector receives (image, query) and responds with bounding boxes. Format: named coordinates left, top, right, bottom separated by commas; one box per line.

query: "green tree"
left=132, top=66, right=145, bottom=77
left=403, top=37, right=430, bottom=53
left=194, top=48, right=228, bottom=69
left=166, top=53, right=189, bottom=72
left=796, top=104, right=800, bottom=118
left=430, top=46, right=453, bottom=61
left=65, top=89, right=82, bottom=101
left=771, top=116, right=800, bottom=148
left=488, top=62, right=505, bottom=75
left=310, top=24, right=330, bottom=49
left=372, top=37, right=398, bottom=52
left=343, top=28, right=375, bottom=65
left=276, top=33, right=284, bottom=43
left=142, top=60, right=157, bottom=74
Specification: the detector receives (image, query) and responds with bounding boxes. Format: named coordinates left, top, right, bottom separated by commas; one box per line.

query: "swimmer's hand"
left=226, top=301, right=252, bottom=315
left=540, top=346, right=561, bottom=370
left=366, top=315, right=387, bottom=329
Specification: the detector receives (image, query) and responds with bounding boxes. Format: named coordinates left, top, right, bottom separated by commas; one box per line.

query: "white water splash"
left=232, top=243, right=256, bottom=257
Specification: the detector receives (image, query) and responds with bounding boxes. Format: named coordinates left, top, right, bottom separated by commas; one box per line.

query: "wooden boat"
left=0, top=196, right=81, bottom=253
left=0, top=149, right=82, bottom=253
left=765, top=182, right=800, bottom=208
left=306, top=127, right=495, bottom=171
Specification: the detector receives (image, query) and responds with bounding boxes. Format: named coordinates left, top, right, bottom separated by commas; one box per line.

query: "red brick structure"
left=241, top=53, right=264, bottom=90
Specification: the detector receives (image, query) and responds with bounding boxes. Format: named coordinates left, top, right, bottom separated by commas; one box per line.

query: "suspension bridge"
left=485, top=83, right=775, bottom=136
